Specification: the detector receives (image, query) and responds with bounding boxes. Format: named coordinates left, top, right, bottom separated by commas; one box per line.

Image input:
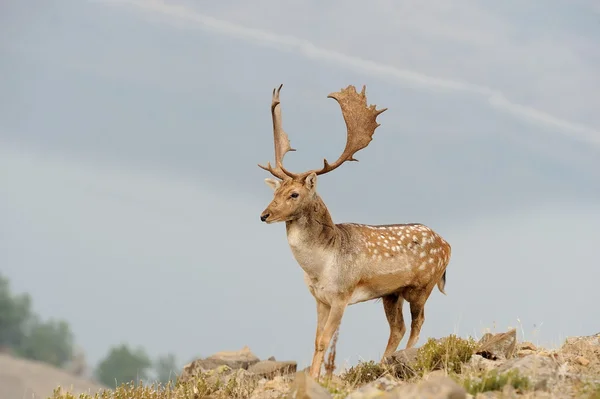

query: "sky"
left=1, top=0, right=599, bottom=372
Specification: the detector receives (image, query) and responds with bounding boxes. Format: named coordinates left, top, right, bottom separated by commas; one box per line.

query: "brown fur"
left=258, top=84, right=451, bottom=380
left=261, top=176, right=451, bottom=379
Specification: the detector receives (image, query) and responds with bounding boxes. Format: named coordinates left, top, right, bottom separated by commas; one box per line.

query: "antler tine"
left=258, top=84, right=297, bottom=180
left=300, top=85, right=387, bottom=178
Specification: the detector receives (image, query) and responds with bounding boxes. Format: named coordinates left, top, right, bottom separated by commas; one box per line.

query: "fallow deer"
left=258, top=84, right=451, bottom=379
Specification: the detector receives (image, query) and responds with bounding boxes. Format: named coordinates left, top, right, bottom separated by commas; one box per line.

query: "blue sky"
left=1, top=0, right=599, bottom=371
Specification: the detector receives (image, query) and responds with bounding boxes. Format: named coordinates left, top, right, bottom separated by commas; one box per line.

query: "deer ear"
left=264, top=178, right=281, bottom=191
left=304, top=172, right=317, bottom=192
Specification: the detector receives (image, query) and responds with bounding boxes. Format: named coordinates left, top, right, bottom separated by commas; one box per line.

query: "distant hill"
left=0, top=353, right=108, bottom=399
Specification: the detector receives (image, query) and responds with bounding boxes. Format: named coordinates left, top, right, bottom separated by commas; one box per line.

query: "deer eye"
left=290, top=192, right=299, bottom=199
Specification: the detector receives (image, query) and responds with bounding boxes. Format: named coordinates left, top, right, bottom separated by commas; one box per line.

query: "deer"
left=258, top=84, right=451, bottom=380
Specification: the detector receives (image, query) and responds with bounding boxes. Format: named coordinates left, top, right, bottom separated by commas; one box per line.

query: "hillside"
left=0, top=352, right=107, bottom=399
left=47, top=330, right=600, bottom=399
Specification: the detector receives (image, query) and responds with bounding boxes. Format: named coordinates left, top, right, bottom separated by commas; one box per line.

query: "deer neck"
left=285, top=195, right=338, bottom=276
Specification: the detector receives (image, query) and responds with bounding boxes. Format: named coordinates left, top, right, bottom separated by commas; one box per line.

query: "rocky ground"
left=50, top=330, right=600, bottom=399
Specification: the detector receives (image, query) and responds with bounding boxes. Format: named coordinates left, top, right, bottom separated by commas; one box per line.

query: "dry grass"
left=50, top=369, right=261, bottom=399
left=48, top=332, right=600, bottom=399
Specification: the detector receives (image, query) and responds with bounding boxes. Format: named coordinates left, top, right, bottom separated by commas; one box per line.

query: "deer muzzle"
left=260, top=212, right=270, bottom=222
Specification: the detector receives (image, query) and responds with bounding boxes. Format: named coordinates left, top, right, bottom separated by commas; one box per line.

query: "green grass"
left=461, top=369, right=531, bottom=395
left=578, top=382, right=600, bottom=399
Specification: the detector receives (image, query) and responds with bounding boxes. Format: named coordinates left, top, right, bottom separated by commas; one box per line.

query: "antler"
left=258, top=84, right=296, bottom=180
left=258, top=84, right=386, bottom=180
left=291, top=85, right=387, bottom=179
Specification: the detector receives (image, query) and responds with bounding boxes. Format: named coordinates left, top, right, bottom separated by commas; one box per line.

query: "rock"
left=206, top=345, right=261, bottom=369
left=385, top=347, right=418, bottom=366
left=383, top=347, right=419, bottom=378
left=268, top=356, right=277, bottom=361
left=205, top=366, right=254, bottom=387
left=287, top=371, right=332, bottom=399
left=516, top=342, right=538, bottom=358
left=564, top=334, right=600, bottom=347
left=424, top=369, right=450, bottom=380
left=345, top=375, right=401, bottom=398
left=388, top=375, right=467, bottom=399
left=249, top=360, right=297, bottom=378
left=179, top=359, right=208, bottom=382
left=367, top=375, right=401, bottom=392
left=467, top=354, right=502, bottom=373
left=251, top=375, right=291, bottom=399
left=344, top=384, right=387, bottom=399
left=475, top=329, right=517, bottom=360
left=497, top=354, right=560, bottom=391
left=559, top=333, right=599, bottom=373
left=179, top=346, right=261, bottom=382
left=575, top=356, right=590, bottom=366
left=519, top=342, right=537, bottom=351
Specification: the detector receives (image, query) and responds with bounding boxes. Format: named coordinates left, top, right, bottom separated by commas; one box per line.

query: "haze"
left=1, top=0, right=599, bottom=370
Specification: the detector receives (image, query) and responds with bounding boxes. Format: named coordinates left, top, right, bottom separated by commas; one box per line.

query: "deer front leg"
left=314, top=299, right=330, bottom=351
left=309, top=297, right=348, bottom=379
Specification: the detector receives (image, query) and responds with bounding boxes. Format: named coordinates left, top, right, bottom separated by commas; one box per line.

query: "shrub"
left=462, top=369, right=530, bottom=395
left=414, top=335, right=477, bottom=375
left=341, top=360, right=387, bottom=385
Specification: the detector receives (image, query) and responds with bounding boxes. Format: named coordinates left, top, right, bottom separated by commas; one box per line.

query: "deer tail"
left=437, top=270, right=447, bottom=295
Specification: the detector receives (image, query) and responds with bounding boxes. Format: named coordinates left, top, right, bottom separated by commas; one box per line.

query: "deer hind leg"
left=403, top=286, right=435, bottom=349
left=308, top=298, right=348, bottom=380
left=381, top=293, right=406, bottom=361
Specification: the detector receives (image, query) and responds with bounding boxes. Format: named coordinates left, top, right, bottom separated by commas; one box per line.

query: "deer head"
left=259, top=84, right=387, bottom=223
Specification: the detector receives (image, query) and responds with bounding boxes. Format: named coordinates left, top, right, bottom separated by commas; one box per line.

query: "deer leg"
left=405, top=298, right=426, bottom=349
left=381, top=294, right=406, bottom=361
left=314, top=299, right=330, bottom=352
left=308, top=298, right=348, bottom=379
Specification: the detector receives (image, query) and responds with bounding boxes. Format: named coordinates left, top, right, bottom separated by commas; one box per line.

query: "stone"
left=467, top=354, right=502, bottom=373
left=207, top=366, right=254, bottom=386
left=559, top=334, right=600, bottom=373
left=383, top=347, right=419, bottom=378
left=179, top=359, right=208, bottom=382
left=251, top=375, right=291, bottom=399
left=287, top=371, right=332, bottom=399
left=516, top=342, right=538, bottom=358
left=564, top=334, right=600, bottom=347
left=497, top=354, right=561, bottom=391
left=519, top=342, right=537, bottom=351
left=345, top=375, right=402, bottom=398
left=179, top=346, right=261, bottom=382
left=475, top=329, right=517, bottom=360
left=206, top=345, right=261, bottom=369
left=575, top=356, right=590, bottom=366
left=344, top=384, right=387, bottom=399
left=385, top=347, right=418, bottom=366
left=388, top=375, right=467, bottom=399
left=249, top=360, right=297, bottom=378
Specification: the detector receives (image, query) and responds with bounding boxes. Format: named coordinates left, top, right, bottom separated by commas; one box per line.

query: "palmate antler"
left=258, top=84, right=387, bottom=181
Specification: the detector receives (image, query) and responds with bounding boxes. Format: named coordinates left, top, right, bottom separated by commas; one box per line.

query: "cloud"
left=98, top=0, right=600, bottom=147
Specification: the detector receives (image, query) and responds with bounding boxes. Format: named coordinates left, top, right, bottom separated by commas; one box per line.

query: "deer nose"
left=260, top=213, right=270, bottom=222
